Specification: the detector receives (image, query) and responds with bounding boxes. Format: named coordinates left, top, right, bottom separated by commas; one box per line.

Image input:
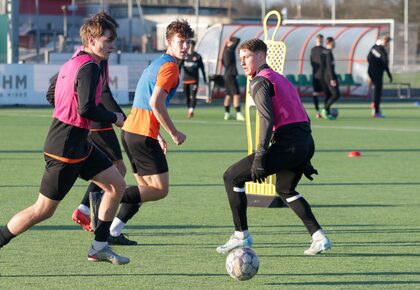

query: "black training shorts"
left=224, top=75, right=240, bottom=96
left=312, top=78, right=324, bottom=93
left=88, top=129, right=123, bottom=161
left=121, top=130, right=168, bottom=176
left=39, top=146, right=113, bottom=201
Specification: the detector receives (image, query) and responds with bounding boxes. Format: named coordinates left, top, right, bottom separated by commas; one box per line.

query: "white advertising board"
left=0, top=64, right=129, bottom=105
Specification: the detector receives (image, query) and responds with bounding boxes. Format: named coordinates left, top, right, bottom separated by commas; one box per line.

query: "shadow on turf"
left=260, top=252, right=420, bottom=258
left=300, top=181, right=420, bottom=186
left=266, top=281, right=420, bottom=287
left=317, top=148, right=420, bottom=153
left=3, top=148, right=420, bottom=154
left=2, top=271, right=420, bottom=281
left=0, top=184, right=88, bottom=189
left=0, top=273, right=227, bottom=278
left=311, top=203, right=397, bottom=208
left=0, top=150, right=42, bottom=153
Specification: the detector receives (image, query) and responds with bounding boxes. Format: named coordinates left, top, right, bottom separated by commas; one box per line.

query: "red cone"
left=348, top=151, right=361, bottom=157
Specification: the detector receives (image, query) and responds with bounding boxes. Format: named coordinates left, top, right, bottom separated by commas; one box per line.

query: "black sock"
left=279, top=192, right=321, bottom=235
left=313, top=96, right=319, bottom=111
left=223, top=168, right=248, bottom=231
left=116, top=203, right=141, bottom=223
left=0, top=226, right=16, bottom=248
left=94, top=220, right=112, bottom=242
left=224, top=106, right=230, bottom=113
left=235, top=106, right=241, bottom=113
left=121, top=186, right=142, bottom=204
left=82, top=183, right=102, bottom=207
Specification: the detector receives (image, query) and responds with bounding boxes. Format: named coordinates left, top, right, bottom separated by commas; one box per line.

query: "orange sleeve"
left=156, top=62, right=179, bottom=93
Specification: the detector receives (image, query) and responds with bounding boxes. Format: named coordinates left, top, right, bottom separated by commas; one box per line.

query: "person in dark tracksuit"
left=179, top=40, right=207, bottom=118
left=320, top=37, right=340, bottom=120
left=216, top=38, right=331, bottom=256
left=310, top=34, right=324, bottom=119
left=368, top=36, right=392, bottom=118
left=222, top=36, right=245, bottom=121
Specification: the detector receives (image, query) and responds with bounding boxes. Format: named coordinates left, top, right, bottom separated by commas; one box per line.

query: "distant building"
left=17, top=0, right=233, bottom=53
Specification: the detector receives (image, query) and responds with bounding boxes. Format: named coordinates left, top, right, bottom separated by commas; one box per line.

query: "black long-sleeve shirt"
left=179, top=51, right=207, bottom=84
left=249, top=64, right=312, bottom=157
left=367, top=44, right=392, bottom=81
left=222, top=37, right=240, bottom=76
left=47, top=59, right=125, bottom=130
left=310, top=45, right=324, bottom=79
left=44, top=52, right=118, bottom=161
left=321, top=48, right=337, bottom=82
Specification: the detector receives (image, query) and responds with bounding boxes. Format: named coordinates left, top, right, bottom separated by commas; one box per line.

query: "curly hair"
left=166, top=19, right=194, bottom=40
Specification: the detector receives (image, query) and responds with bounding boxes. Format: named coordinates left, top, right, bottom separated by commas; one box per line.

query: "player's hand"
left=303, top=161, right=318, bottom=181
left=158, top=134, right=167, bottom=155
left=114, top=112, right=125, bottom=127
left=251, top=154, right=266, bottom=183
left=330, top=80, right=337, bottom=87
left=171, top=130, right=186, bottom=145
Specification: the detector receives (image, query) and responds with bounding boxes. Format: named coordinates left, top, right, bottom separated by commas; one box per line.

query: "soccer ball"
left=330, top=108, right=339, bottom=118
left=225, top=247, right=259, bottom=281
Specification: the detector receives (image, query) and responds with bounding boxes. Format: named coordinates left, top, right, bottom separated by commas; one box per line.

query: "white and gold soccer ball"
left=225, top=247, right=259, bottom=281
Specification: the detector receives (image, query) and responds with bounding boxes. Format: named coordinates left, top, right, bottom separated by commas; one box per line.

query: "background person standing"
left=179, top=40, right=207, bottom=118
left=222, top=36, right=245, bottom=121
left=310, top=34, right=324, bottom=119
left=320, top=37, right=340, bottom=120
left=368, top=36, right=393, bottom=118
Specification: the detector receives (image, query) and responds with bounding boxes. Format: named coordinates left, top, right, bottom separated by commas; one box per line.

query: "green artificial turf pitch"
left=0, top=102, right=420, bottom=289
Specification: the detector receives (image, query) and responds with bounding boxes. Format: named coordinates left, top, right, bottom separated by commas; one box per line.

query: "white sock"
left=312, top=229, right=326, bottom=240
left=188, top=107, right=194, bottom=113
left=92, top=241, right=108, bottom=251
left=110, top=217, right=126, bottom=237
left=234, top=230, right=249, bottom=239
left=77, top=204, right=90, bottom=215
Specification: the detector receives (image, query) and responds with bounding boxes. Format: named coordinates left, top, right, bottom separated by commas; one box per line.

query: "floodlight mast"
left=403, top=0, right=408, bottom=67
left=7, top=0, right=19, bottom=63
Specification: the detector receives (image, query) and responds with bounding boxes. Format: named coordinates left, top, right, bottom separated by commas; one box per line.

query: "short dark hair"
left=316, top=34, right=324, bottom=40
left=326, top=37, right=334, bottom=44
left=382, top=35, right=392, bottom=43
left=166, top=19, right=194, bottom=40
left=239, top=38, right=267, bottom=55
